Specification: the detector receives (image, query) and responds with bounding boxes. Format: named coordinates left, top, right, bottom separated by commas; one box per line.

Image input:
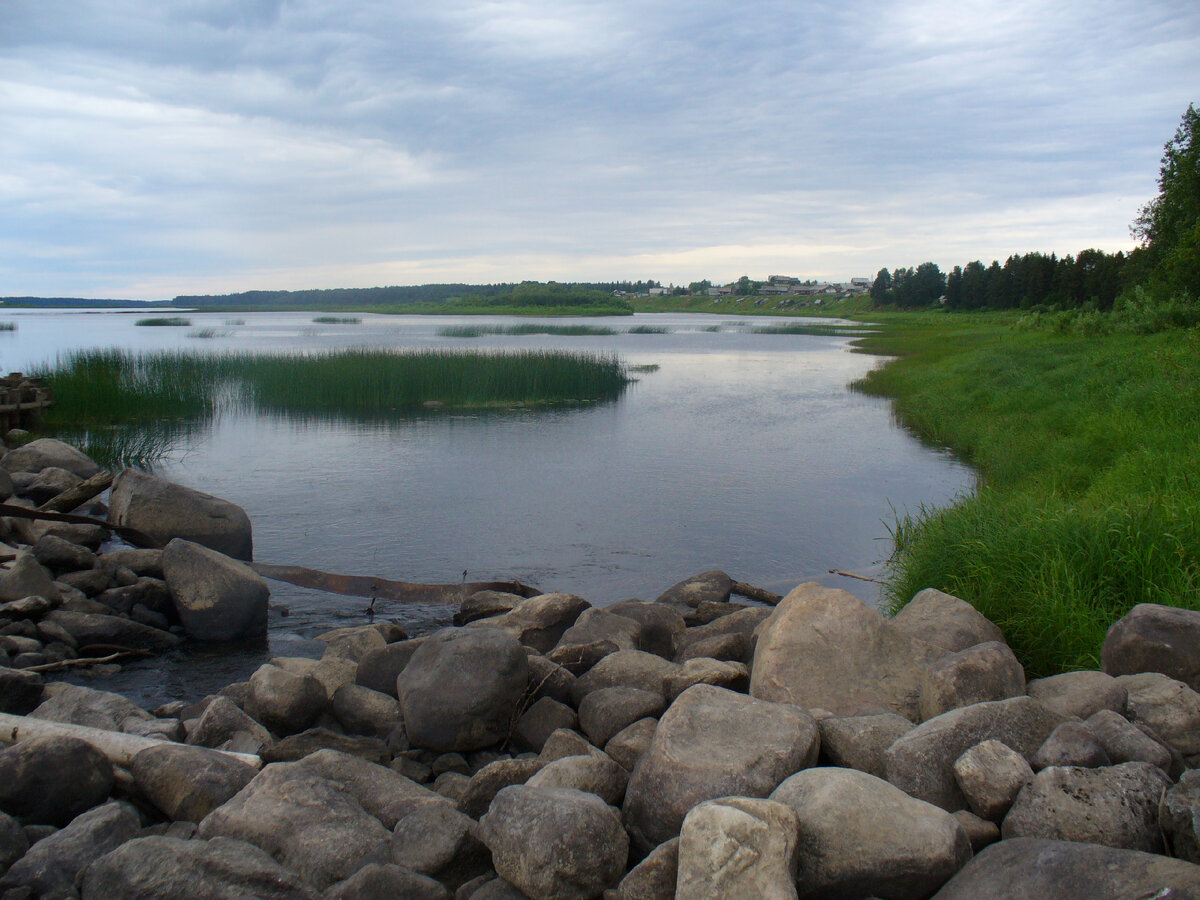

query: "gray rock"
left=131, top=743, right=258, bottom=822
left=0, top=810, right=27, bottom=875
left=3, top=594, right=53, bottom=619
left=391, top=801, right=489, bottom=889
left=186, top=695, right=274, bottom=753
left=610, top=836, right=677, bottom=900
left=261, top=728, right=390, bottom=764
left=655, top=570, right=733, bottom=608
left=163, top=539, right=269, bottom=640
left=457, top=757, right=544, bottom=819
left=624, top=683, right=819, bottom=851
left=108, top=468, right=253, bottom=560
left=399, top=627, right=528, bottom=753
left=1031, top=720, right=1111, bottom=770
left=771, top=767, right=971, bottom=900
left=885, top=696, right=1064, bottom=811
left=0, top=800, right=139, bottom=897
left=32, top=534, right=97, bottom=573
left=571, top=649, right=680, bottom=703
left=79, top=835, right=318, bottom=899
left=331, top=683, right=403, bottom=737
left=1002, top=761, right=1172, bottom=852
left=355, top=637, right=424, bottom=697
left=527, top=754, right=628, bottom=806
left=96, top=548, right=164, bottom=579
left=953, top=809, right=1001, bottom=853
left=479, top=785, right=628, bottom=900
left=1162, top=769, right=1200, bottom=863
left=0, top=553, right=60, bottom=604
left=455, top=590, right=525, bottom=626
left=554, top=608, right=641, bottom=657
left=20, top=466, right=81, bottom=505
left=0, top=735, right=114, bottom=825
left=1103, top=602, right=1200, bottom=691
left=673, top=606, right=770, bottom=662
left=245, top=663, right=327, bottom=735
left=548, top=638, right=620, bottom=675
left=890, top=587, right=1006, bottom=651
left=524, top=652, right=577, bottom=705
left=1085, top=708, right=1173, bottom=771
left=43, top=608, right=181, bottom=651
left=1026, top=670, right=1127, bottom=719
left=1117, top=671, right=1200, bottom=755
left=468, top=592, right=590, bottom=654
left=537, top=728, right=607, bottom=764
left=272, top=655, right=356, bottom=701
left=58, top=566, right=115, bottom=596
left=326, top=863, right=449, bottom=900
left=317, top=624, right=387, bottom=662
left=196, top=763, right=391, bottom=889
left=952, top=739, right=1033, bottom=821
left=294, top=749, right=441, bottom=827
left=513, top=696, right=577, bottom=753
left=919, top=640, right=1025, bottom=720
left=606, top=599, right=686, bottom=659
left=676, top=797, right=798, bottom=900
left=931, top=837, right=1200, bottom=899
left=0, top=666, right=43, bottom=715
left=676, top=630, right=748, bottom=663
left=602, top=717, right=657, bottom=772
left=818, top=712, right=914, bottom=778
left=0, top=439, right=101, bottom=479
left=663, top=657, right=749, bottom=701
left=578, top=686, right=665, bottom=748
left=750, top=582, right=947, bottom=720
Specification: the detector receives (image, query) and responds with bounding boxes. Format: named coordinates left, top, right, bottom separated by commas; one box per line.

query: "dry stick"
left=0, top=503, right=160, bottom=548
left=0, top=712, right=261, bottom=770
left=730, top=580, right=783, bottom=606
left=25, top=649, right=151, bottom=674
left=828, top=568, right=888, bottom=585
left=37, top=470, right=114, bottom=513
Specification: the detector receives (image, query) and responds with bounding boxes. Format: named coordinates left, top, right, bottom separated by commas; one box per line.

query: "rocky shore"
left=1, top=436, right=1199, bottom=898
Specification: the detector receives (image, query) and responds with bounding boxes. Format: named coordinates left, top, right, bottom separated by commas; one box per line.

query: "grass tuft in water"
left=0, top=322, right=15, bottom=331
left=135, top=317, right=192, bottom=327
left=312, top=316, right=362, bottom=324
left=438, top=324, right=618, bottom=338
left=626, top=325, right=669, bottom=334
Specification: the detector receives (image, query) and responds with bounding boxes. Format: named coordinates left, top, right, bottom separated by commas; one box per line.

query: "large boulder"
left=467, top=592, right=590, bottom=654
left=952, top=739, right=1033, bottom=821
left=1001, top=762, right=1172, bottom=852
left=885, top=696, right=1064, bottom=811
left=0, top=800, right=140, bottom=898
left=0, top=552, right=60, bottom=604
left=623, top=683, right=819, bottom=851
left=478, top=785, right=628, bottom=900
left=43, top=608, right=182, bottom=652
left=676, top=797, right=799, bottom=900
left=0, top=438, right=101, bottom=479
left=1117, top=671, right=1200, bottom=756
left=526, top=754, right=628, bottom=806
left=398, top=627, right=528, bottom=753
left=108, top=469, right=253, bottom=560
left=30, top=682, right=158, bottom=733
left=929, top=837, right=1200, bottom=899
left=890, top=587, right=1005, bottom=651
left=162, top=539, right=269, bottom=641
left=1102, top=602, right=1200, bottom=691
left=655, top=570, right=733, bottom=608
left=750, top=583, right=946, bottom=720
left=818, top=713, right=914, bottom=779
left=0, top=735, right=114, bottom=825
left=1162, top=769, right=1200, bottom=863
left=292, top=749, right=441, bottom=828
left=244, top=664, right=327, bottom=735
left=773, top=767, right=971, bottom=899
left=918, top=641, right=1025, bottom=720
left=196, top=763, right=390, bottom=890
left=1025, top=670, right=1127, bottom=720
left=80, top=835, right=318, bottom=900
left=131, top=743, right=259, bottom=822
left=390, top=801, right=489, bottom=889
left=571, top=649, right=680, bottom=703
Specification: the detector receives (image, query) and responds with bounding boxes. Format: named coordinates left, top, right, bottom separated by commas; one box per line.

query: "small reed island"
left=0, top=435, right=1198, bottom=898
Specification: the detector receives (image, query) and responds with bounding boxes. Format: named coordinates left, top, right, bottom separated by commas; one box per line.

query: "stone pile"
left=0, top=435, right=1198, bottom=898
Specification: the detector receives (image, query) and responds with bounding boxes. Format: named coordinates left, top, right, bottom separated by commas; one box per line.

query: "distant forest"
left=870, top=249, right=1133, bottom=311
left=171, top=280, right=662, bottom=309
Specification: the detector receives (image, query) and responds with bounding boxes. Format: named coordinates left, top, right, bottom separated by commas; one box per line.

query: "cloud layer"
left=2, top=0, right=1198, bottom=297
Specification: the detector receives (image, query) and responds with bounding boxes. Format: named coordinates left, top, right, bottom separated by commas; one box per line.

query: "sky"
left=2, top=0, right=1198, bottom=300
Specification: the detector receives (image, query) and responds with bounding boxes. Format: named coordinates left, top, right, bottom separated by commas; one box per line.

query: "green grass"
left=626, top=325, right=670, bottom=334
left=851, top=314, right=1200, bottom=675
left=35, top=348, right=630, bottom=466
left=188, top=328, right=229, bottom=339
left=312, top=316, right=362, bottom=324
left=438, top=324, right=618, bottom=338
left=135, top=317, right=191, bottom=327
left=0, top=322, right=15, bottom=331
left=752, top=323, right=877, bottom=336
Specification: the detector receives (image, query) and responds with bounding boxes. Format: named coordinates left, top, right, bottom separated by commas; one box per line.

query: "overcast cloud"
left=2, top=0, right=1197, bottom=298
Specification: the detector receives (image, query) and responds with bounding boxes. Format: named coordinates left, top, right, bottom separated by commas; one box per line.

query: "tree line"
left=870, top=103, right=1198, bottom=315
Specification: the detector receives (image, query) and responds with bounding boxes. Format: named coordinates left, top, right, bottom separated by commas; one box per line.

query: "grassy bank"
left=851, top=312, right=1200, bottom=675
left=35, top=348, right=629, bottom=466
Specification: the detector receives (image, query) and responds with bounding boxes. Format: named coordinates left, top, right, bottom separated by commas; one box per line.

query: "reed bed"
left=626, top=325, right=669, bottom=334
left=188, top=329, right=230, bottom=339
left=312, top=316, right=362, bottom=324
left=752, top=323, right=874, bottom=336
left=0, top=322, right=15, bottom=331
left=35, top=348, right=629, bottom=465
left=135, top=317, right=192, bottom=327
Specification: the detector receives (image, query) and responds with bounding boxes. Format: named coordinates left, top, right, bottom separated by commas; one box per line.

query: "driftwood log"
left=37, top=470, right=114, bottom=514
left=0, top=712, right=262, bottom=769
left=249, top=562, right=540, bottom=605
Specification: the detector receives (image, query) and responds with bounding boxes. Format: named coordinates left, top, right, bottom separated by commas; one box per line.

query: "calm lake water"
left=0, top=308, right=974, bottom=704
